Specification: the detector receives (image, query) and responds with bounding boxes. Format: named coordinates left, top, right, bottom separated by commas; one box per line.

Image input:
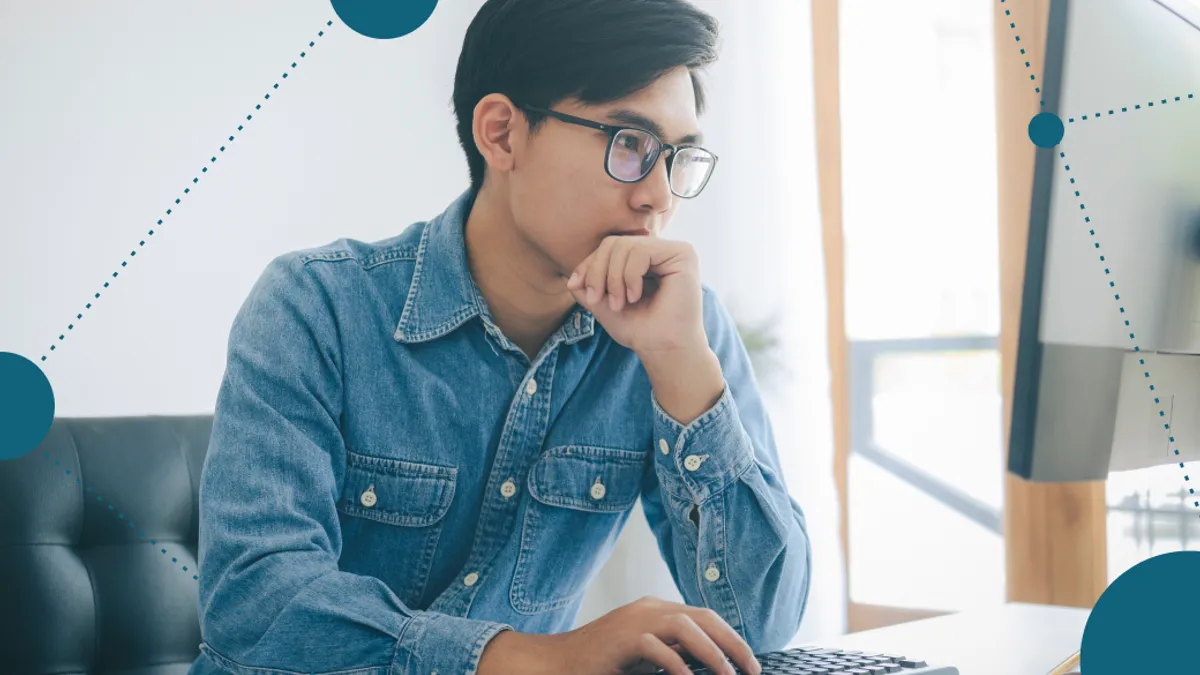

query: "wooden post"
left=810, top=0, right=851, bottom=624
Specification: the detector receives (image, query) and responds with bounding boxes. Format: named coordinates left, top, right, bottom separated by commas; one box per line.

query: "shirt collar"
left=393, top=187, right=596, bottom=346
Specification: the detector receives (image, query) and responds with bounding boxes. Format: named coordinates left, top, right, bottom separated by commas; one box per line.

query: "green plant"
left=733, top=313, right=785, bottom=389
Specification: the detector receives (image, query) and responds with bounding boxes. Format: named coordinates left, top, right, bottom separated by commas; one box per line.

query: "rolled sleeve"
left=651, top=382, right=757, bottom=504
left=395, top=612, right=513, bottom=675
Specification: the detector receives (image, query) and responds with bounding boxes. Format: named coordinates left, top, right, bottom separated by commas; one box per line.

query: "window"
left=1107, top=465, right=1200, bottom=583
left=840, top=0, right=1004, bottom=615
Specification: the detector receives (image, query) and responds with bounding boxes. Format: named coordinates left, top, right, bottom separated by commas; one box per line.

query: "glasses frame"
left=515, top=103, right=719, bottom=199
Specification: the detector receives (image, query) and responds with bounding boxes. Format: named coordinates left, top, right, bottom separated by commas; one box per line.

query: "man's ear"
left=472, top=94, right=522, bottom=176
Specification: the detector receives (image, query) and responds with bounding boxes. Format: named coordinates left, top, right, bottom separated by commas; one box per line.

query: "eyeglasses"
left=515, top=103, right=719, bottom=199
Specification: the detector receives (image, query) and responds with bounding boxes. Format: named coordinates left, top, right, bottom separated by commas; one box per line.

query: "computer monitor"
left=1009, top=0, right=1200, bottom=481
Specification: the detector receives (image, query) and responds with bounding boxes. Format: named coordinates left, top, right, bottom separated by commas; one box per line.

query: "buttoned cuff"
left=651, top=381, right=757, bottom=504
left=394, top=610, right=513, bottom=675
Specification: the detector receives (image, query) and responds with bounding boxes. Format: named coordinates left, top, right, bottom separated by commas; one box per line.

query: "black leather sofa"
left=0, top=415, right=214, bottom=675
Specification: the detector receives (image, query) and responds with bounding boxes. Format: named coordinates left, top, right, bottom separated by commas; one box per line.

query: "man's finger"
left=685, top=608, right=761, bottom=675
left=625, top=244, right=652, bottom=304
left=662, top=614, right=732, bottom=675
left=583, top=238, right=615, bottom=306
left=635, top=632, right=693, bottom=675
left=607, top=239, right=635, bottom=311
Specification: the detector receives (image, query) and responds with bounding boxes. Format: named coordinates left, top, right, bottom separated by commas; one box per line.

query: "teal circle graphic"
left=0, top=352, right=55, bottom=461
left=1081, top=550, right=1200, bottom=673
left=1028, top=112, right=1065, bottom=148
left=330, top=0, right=439, bottom=39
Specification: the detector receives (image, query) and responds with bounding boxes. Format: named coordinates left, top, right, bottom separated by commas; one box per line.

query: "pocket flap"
left=341, top=451, right=457, bottom=527
left=527, top=445, right=646, bottom=513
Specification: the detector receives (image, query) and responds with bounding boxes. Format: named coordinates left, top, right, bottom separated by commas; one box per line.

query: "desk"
left=794, top=603, right=1090, bottom=675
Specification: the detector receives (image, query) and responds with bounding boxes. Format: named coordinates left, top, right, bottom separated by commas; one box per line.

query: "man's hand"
left=477, top=596, right=763, bottom=675
left=565, top=236, right=706, bottom=356
left=565, top=236, right=724, bottom=424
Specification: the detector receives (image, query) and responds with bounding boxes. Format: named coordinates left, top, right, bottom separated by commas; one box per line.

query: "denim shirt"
left=190, top=188, right=812, bottom=675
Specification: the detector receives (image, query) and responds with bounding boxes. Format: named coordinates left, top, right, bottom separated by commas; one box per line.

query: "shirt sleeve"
left=640, top=285, right=813, bottom=654
left=196, top=253, right=511, bottom=675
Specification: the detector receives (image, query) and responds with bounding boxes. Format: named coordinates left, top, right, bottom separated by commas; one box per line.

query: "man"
left=191, top=0, right=811, bottom=674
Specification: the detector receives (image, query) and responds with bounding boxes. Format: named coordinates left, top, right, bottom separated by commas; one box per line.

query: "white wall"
left=1, top=0, right=842, bottom=640
left=1, top=0, right=478, bottom=413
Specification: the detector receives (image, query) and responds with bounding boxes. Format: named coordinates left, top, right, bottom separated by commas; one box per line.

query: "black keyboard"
left=662, top=645, right=959, bottom=675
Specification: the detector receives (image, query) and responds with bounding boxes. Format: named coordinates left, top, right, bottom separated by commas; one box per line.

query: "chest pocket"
left=510, top=445, right=646, bottom=614
left=337, top=451, right=456, bottom=608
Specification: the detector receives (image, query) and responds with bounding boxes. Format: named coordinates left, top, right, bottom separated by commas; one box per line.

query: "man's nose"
left=633, top=152, right=674, bottom=213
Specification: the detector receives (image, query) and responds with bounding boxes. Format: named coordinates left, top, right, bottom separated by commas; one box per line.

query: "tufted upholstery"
left=0, top=415, right=213, bottom=675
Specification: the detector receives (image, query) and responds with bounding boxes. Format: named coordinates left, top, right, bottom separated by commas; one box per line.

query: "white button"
left=659, top=438, right=670, bottom=455
left=574, top=312, right=582, bottom=330
left=683, top=455, right=707, bottom=472
left=704, top=563, right=720, bottom=582
left=500, top=479, right=517, bottom=498
left=463, top=572, right=480, bottom=587
left=360, top=486, right=377, bottom=508
left=590, top=481, right=606, bottom=500
left=526, top=379, right=538, bottom=396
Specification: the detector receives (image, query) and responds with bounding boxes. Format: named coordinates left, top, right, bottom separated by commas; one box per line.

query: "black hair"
left=452, top=0, right=721, bottom=192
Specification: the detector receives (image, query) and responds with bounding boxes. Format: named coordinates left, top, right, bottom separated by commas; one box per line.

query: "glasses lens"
left=608, top=129, right=661, bottom=181
left=669, top=147, right=716, bottom=198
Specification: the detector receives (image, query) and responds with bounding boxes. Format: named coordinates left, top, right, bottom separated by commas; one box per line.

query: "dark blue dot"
left=1028, top=112, right=1065, bottom=148
left=1083, top=551, right=1200, bottom=673
left=0, top=352, right=55, bottom=461
left=330, top=0, right=438, bottom=39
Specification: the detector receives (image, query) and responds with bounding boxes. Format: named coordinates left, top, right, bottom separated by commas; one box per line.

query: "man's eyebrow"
left=606, top=109, right=704, bottom=146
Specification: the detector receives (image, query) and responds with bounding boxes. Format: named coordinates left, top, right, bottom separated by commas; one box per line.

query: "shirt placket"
left=427, top=337, right=561, bottom=616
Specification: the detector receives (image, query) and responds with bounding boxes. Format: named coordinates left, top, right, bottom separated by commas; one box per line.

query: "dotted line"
left=1059, top=149, right=1196, bottom=513
left=39, top=20, right=334, bottom=364
left=1000, top=0, right=1045, bottom=107
left=1066, top=94, right=1195, bottom=123
left=39, top=449, right=199, bottom=582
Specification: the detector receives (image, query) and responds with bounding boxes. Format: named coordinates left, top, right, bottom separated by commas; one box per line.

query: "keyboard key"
left=898, top=660, right=928, bottom=669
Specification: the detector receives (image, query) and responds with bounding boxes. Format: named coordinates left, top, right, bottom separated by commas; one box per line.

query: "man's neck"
left=463, top=183, right=577, bottom=360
